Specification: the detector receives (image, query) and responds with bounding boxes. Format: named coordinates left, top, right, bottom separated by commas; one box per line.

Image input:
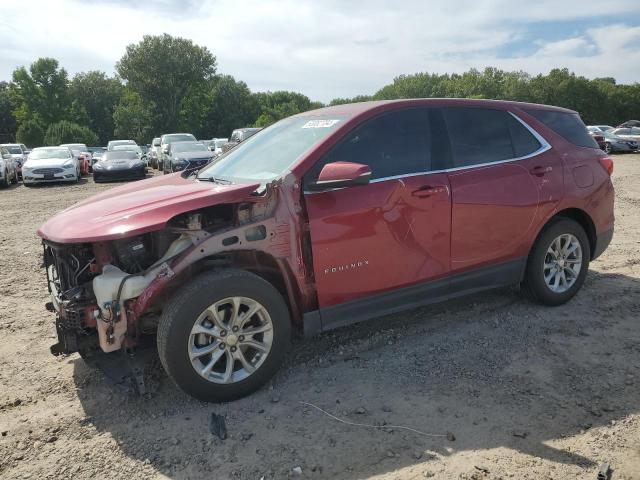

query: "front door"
left=303, top=108, right=452, bottom=308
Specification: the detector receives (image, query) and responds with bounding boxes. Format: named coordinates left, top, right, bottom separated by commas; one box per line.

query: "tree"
left=253, top=91, right=316, bottom=127
left=200, top=75, right=259, bottom=138
left=44, top=120, right=98, bottom=146
left=116, top=34, right=216, bottom=133
left=0, top=81, right=17, bottom=143
left=16, top=119, right=45, bottom=147
left=10, top=57, right=70, bottom=126
left=69, top=71, right=123, bottom=144
left=113, top=89, right=154, bottom=145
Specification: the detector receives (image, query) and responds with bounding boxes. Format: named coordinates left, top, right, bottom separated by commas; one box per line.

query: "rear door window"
left=525, top=109, right=597, bottom=148
left=443, top=108, right=515, bottom=167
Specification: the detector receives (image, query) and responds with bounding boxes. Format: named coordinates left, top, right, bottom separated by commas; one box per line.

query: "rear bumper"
left=592, top=228, right=614, bottom=260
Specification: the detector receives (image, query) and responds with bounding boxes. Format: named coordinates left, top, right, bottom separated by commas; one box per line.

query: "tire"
left=524, top=217, right=590, bottom=306
left=157, top=269, right=291, bottom=402
left=604, top=142, right=612, bottom=154
left=1, top=170, right=9, bottom=188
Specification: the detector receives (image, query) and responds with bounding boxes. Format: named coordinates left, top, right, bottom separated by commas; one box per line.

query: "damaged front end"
left=43, top=176, right=313, bottom=359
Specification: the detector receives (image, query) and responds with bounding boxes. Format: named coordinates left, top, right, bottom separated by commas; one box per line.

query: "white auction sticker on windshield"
left=302, top=119, right=340, bottom=129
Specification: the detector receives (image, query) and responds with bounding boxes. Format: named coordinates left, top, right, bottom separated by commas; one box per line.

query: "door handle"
left=411, top=185, right=447, bottom=198
left=530, top=165, right=553, bottom=176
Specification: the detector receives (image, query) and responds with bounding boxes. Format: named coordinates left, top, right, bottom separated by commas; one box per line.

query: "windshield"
left=103, top=151, right=138, bottom=161
left=163, top=134, right=196, bottom=144
left=113, top=145, right=142, bottom=153
left=173, top=142, right=208, bottom=153
left=198, top=116, right=346, bottom=184
left=6, top=146, right=22, bottom=154
left=29, top=148, right=70, bottom=160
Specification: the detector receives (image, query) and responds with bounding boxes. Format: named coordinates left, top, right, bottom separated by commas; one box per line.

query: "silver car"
left=0, top=146, right=19, bottom=188
left=22, top=147, right=80, bottom=185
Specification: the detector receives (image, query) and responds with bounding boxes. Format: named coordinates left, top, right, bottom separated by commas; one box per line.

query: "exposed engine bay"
left=43, top=191, right=303, bottom=357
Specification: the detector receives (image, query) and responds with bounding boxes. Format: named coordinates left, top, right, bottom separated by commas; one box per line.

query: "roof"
left=297, top=98, right=577, bottom=118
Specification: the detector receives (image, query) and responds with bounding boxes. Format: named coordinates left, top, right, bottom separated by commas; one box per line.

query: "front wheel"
left=604, top=142, right=612, bottom=154
left=157, top=269, right=291, bottom=402
left=524, top=218, right=590, bottom=306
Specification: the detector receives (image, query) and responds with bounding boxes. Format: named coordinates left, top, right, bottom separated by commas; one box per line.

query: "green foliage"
left=16, top=119, right=45, bottom=147
left=113, top=89, right=154, bottom=145
left=43, top=120, right=98, bottom=146
left=116, top=34, right=216, bottom=133
left=252, top=91, right=316, bottom=127
left=0, top=81, right=17, bottom=142
left=201, top=75, right=259, bottom=138
left=350, top=67, right=640, bottom=125
left=11, top=58, right=70, bottom=126
left=69, top=71, right=123, bottom=145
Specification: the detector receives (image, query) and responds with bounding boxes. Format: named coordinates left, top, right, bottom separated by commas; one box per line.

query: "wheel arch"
left=189, top=249, right=303, bottom=326
left=536, top=208, right=597, bottom=259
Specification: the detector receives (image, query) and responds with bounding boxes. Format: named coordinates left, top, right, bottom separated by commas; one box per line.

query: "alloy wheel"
left=188, top=296, right=273, bottom=384
left=543, top=233, right=583, bottom=293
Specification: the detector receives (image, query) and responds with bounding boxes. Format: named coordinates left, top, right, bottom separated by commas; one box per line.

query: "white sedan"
left=22, top=147, right=80, bottom=185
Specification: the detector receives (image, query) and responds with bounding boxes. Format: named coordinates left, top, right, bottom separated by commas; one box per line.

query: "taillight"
left=599, top=157, right=614, bottom=176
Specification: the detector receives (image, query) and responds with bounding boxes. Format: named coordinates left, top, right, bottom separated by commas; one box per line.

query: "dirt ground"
left=0, top=155, right=639, bottom=480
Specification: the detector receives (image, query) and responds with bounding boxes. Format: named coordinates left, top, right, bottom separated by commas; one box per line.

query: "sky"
left=1, top=0, right=639, bottom=102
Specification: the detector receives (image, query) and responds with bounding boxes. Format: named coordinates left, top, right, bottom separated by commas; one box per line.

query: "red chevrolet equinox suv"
left=39, top=99, right=614, bottom=401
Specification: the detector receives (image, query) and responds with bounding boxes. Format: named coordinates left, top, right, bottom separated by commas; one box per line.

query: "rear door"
left=443, top=107, right=562, bottom=272
left=304, top=108, right=452, bottom=308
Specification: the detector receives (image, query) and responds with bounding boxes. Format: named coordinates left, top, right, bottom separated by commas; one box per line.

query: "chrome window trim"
left=303, top=111, right=551, bottom=194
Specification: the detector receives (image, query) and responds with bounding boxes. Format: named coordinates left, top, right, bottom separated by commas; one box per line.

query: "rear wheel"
left=524, top=218, right=590, bottom=305
left=1, top=169, right=9, bottom=188
left=157, top=269, right=291, bottom=402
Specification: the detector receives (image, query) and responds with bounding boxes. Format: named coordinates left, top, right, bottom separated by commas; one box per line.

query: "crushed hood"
left=38, top=173, right=260, bottom=243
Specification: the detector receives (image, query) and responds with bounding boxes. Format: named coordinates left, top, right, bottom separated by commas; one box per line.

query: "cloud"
left=0, top=0, right=639, bottom=102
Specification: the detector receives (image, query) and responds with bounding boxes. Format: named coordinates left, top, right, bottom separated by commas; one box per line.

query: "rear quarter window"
left=525, top=109, right=597, bottom=149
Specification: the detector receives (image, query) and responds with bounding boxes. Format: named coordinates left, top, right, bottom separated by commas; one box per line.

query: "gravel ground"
left=0, top=156, right=639, bottom=480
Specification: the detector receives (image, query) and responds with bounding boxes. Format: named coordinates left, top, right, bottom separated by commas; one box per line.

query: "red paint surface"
left=305, top=174, right=451, bottom=306
left=37, top=173, right=259, bottom=243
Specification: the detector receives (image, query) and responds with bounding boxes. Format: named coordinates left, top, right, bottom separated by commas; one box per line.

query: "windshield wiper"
left=196, top=175, right=232, bottom=185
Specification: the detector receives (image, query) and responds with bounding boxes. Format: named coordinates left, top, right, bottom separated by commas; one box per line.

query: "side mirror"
left=162, top=145, right=170, bottom=154
left=309, top=161, right=371, bottom=190
left=2, top=153, right=11, bottom=160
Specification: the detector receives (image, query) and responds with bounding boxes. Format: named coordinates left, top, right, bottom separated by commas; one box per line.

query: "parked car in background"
left=588, top=130, right=606, bottom=150
left=0, top=146, right=19, bottom=188
left=0, top=143, right=29, bottom=179
left=61, top=143, right=92, bottom=173
left=222, top=128, right=261, bottom=153
left=200, top=139, right=214, bottom=150
left=107, top=139, right=137, bottom=151
left=588, top=125, right=615, bottom=133
left=160, top=133, right=197, bottom=168
left=23, top=147, right=80, bottom=185
left=149, top=137, right=161, bottom=169
left=38, top=99, right=614, bottom=402
left=90, top=150, right=105, bottom=166
left=93, top=150, right=147, bottom=183
left=163, top=141, right=215, bottom=173
left=112, top=144, right=148, bottom=166
left=618, top=120, right=640, bottom=128
left=599, top=131, right=639, bottom=153
left=68, top=149, right=91, bottom=175
left=212, top=138, right=228, bottom=156
left=611, top=127, right=640, bottom=144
